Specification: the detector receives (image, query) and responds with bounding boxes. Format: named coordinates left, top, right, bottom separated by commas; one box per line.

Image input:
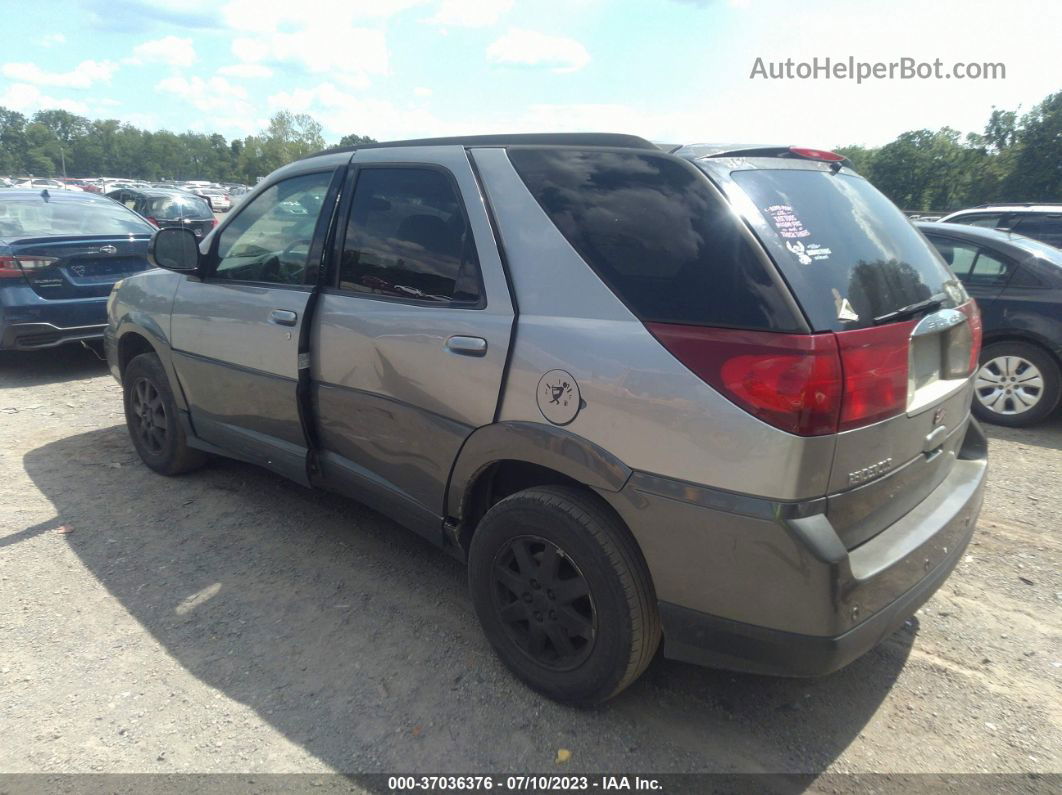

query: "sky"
left=1, top=0, right=1060, bottom=148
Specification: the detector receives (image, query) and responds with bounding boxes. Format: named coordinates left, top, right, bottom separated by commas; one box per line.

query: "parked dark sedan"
left=0, top=190, right=154, bottom=350
left=918, top=221, right=1062, bottom=426
left=105, top=187, right=217, bottom=240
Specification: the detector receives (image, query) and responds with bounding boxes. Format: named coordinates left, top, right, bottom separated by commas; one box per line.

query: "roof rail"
left=970, top=202, right=1062, bottom=209
left=300, top=132, right=659, bottom=160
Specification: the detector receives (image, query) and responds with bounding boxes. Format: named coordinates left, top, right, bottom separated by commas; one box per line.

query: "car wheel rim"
left=131, top=377, right=167, bottom=453
left=975, top=356, right=1044, bottom=415
left=491, top=535, right=597, bottom=671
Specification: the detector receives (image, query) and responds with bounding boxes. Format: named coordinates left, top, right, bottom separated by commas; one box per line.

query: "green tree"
left=1004, top=91, right=1062, bottom=201
left=0, top=108, right=28, bottom=173
left=339, top=132, right=377, bottom=147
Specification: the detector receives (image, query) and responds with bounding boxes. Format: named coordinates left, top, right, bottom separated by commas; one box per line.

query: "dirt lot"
left=1, top=345, right=1059, bottom=777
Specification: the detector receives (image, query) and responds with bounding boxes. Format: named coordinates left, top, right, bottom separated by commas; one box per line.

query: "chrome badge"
left=99, top=244, right=118, bottom=254
left=849, top=457, right=893, bottom=486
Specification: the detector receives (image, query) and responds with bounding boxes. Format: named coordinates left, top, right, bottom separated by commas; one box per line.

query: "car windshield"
left=723, top=166, right=965, bottom=330
left=0, top=197, right=154, bottom=238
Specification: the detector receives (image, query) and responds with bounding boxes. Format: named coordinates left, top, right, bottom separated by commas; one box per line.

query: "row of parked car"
left=1, top=145, right=1060, bottom=431
left=0, top=176, right=250, bottom=213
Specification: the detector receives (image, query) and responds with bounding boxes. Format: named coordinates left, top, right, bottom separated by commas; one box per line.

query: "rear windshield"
left=508, top=148, right=801, bottom=331
left=0, top=198, right=153, bottom=238
left=727, top=168, right=962, bottom=330
left=145, top=195, right=213, bottom=220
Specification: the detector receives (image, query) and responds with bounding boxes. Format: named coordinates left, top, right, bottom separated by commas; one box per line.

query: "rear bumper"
left=658, top=518, right=973, bottom=677
left=0, top=287, right=108, bottom=350
left=0, top=320, right=106, bottom=350
left=602, top=419, right=988, bottom=677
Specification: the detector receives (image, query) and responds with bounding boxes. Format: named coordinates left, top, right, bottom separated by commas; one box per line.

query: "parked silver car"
left=105, top=134, right=988, bottom=704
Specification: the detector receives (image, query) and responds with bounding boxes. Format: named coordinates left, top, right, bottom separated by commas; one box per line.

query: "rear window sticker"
left=765, top=204, right=810, bottom=239
left=832, top=288, right=860, bottom=322
left=805, top=243, right=832, bottom=261
left=786, top=240, right=812, bottom=264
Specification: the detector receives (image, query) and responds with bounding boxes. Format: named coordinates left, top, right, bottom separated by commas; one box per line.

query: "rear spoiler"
left=670, top=143, right=852, bottom=170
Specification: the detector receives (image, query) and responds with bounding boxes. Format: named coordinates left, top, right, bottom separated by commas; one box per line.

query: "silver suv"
left=105, top=134, right=988, bottom=704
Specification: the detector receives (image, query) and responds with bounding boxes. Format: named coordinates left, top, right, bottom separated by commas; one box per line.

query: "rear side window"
left=339, top=168, right=482, bottom=305
left=928, top=237, right=978, bottom=277
left=508, top=148, right=800, bottom=330
left=728, top=168, right=962, bottom=331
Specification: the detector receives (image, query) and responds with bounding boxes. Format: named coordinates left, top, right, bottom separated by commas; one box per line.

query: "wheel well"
left=981, top=333, right=1061, bottom=368
left=454, top=460, right=587, bottom=553
left=117, top=332, right=156, bottom=378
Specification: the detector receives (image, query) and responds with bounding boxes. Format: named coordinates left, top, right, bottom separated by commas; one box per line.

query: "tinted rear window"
left=728, top=168, right=962, bottom=330
left=508, top=148, right=801, bottom=331
left=0, top=197, right=153, bottom=238
left=145, top=195, right=213, bottom=220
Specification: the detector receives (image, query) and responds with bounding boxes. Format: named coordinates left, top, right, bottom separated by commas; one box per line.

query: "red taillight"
left=146, top=216, right=160, bottom=228
left=835, top=320, right=915, bottom=431
left=958, top=299, right=982, bottom=375
left=789, top=146, right=846, bottom=162
left=646, top=323, right=843, bottom=436
left=0, top=256, right=23, bottom=278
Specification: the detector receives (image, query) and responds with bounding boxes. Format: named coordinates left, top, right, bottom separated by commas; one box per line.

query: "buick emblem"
left=99, top=244, right=118, bottom=254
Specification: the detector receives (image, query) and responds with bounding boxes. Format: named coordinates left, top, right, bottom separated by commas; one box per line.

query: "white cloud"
left=217, top=63, right=274, bottom=78
left=231, top=26, right=388, bottom=87
left=41, top=33, right=67, bottom=47
left=0, top=83, right=89, bottom=115
left=156, top=74, right=251, bottom=114
left=130, top=36, right=197, bottom=67
left=486, top=28, right=590, bottom=73
left=425, top=0, right=513, bottom=27
left=1, top=60, right=117, bottom=89
left=414, top=86, right=433, bottom=97
left=266, top=82, right=455, bottom=140
left=219, top=0, right=428, bottom=32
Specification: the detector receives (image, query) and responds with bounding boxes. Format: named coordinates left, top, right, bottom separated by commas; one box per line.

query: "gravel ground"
left=0, top=344, right=1059, bottom=777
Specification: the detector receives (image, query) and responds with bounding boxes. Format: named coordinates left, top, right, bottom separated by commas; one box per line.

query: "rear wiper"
left=872, top=294, right=946, bottom=325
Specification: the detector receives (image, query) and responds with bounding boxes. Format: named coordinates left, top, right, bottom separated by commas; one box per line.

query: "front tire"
left=468, top=486, right=660, bottom=704
left=123, top=353, right=207, bottom=475
left=972, top=341, right=1060, bottom=427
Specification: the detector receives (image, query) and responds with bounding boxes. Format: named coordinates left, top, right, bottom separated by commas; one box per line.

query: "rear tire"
left=972, top=341, right=1060, bottom=427
left=123, top=353, right=207, bottom=475
left=468, top=486, right=660, bottom=704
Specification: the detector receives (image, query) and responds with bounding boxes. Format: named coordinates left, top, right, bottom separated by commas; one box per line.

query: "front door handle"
left=270, top=309, right=298, bottom=326
left=445, top=335, right=487, bottom=357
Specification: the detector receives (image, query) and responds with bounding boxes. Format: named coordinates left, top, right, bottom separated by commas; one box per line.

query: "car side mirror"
left=148, top=227, right=202, bottom=273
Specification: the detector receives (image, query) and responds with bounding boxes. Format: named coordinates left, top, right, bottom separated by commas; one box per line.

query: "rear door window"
left=338, top=167, right=482, bottom=305
left=508, top=148, right=800, bottom=330
left=727, top=167, right=962, bottom=330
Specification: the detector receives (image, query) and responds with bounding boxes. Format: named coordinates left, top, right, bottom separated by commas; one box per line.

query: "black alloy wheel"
left=491, top=535, right=596, bottom=671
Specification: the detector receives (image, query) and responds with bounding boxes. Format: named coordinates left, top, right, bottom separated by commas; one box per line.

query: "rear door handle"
left=270, top=309, right=298, bottom=326
left=445, top=335, right=487, bottom=357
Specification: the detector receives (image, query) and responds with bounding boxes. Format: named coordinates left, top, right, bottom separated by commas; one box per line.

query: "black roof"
left=303, top=132, right=659, bottom=160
